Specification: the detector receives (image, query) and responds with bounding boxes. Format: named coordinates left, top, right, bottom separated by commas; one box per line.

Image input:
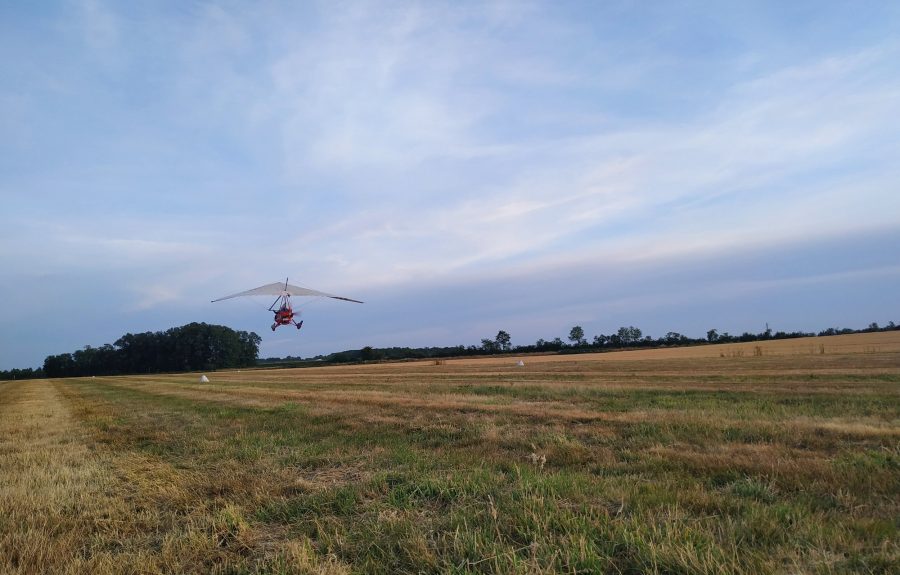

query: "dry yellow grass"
left=0, top=380, right=129, bottom=574
left=0, top=380, right=348, bottom=574
left=1, top=331, right=897, bottom=574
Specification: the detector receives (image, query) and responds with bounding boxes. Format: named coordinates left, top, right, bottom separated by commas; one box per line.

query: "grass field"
left=1, top=332, right=898, bottom=574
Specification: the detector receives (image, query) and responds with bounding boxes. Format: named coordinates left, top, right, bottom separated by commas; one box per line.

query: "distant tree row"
left=5, top=319, right=898, bottom=378
left=38, top=323, right=261, bottom=378
left=257, top=319, right=899, bottom=365
left=0, top=367, right=45, bottom=381
left=510, top=320, right=898, bottom=354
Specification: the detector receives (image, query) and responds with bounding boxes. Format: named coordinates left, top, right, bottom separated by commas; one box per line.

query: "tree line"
left=1, top=323, right=261, bottom=380
left=3, top=319, right=897, bottom=379
left=488, top=320, right=898, bottom=355
left=260, top=320, right=898, bottom=365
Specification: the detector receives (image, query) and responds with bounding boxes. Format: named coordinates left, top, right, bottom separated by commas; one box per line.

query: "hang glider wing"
left=211, top=282, right=363, bottom=303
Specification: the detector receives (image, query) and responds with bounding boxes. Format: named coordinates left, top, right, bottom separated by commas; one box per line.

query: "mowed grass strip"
left=34, top=341, right=898, bottom=574
left=0, top=379, right=350, bottom=575
left=0, top=380, right=113, bottom=574
left=0, top=380, right=220, bottom=574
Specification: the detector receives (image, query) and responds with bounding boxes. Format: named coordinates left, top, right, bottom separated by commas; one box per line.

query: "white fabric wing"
left=211, top=282, right=363, bottom=303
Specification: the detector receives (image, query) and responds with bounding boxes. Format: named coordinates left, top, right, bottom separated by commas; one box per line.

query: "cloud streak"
left=1, top=1, right=898, bottom=368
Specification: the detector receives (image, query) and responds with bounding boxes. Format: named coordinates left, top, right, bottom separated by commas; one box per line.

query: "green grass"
left=3, top=347, right=898, bottom=574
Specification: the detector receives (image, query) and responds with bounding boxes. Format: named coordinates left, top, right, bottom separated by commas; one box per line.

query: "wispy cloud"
left=76, top=0, right=120, bottom=56
left=1, top=1, right=898, bottom=368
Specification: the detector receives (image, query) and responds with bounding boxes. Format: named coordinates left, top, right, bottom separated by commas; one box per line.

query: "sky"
left=1, top=0, right=899, bottom=369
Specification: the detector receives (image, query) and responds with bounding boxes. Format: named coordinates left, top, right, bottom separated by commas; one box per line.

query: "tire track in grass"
left=0, top=379, right=351, bottom=574
left=64, top=379, right=357, bottom=574
left=0, top=379, right=133, bottom=573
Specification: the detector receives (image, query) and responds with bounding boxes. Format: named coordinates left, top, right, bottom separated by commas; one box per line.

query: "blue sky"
left=2, top=1, right=899, bottom=369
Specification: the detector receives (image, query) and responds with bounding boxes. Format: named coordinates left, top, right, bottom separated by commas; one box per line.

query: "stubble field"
left=1, top=332, right=898, bottom=574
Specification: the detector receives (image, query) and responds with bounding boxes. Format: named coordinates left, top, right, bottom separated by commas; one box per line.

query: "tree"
left=481, top=339, right=497, bottom=353
left=42, top=323, right=261, bottom=378
left=617, top=326, right=642, bottom=345
left=664, top=332, right=685, bottom=345
left=707, top=329, right=719, bottom=343
left=495, top=330, right=511, bottom=351
left=568, top=326, right=586, bottom=346
left=629, top=326, right=643, bottom=342
left=43, top=353, right=75, bottom=378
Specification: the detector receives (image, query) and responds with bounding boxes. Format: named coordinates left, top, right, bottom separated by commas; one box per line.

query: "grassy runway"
left=1, top=332, right=898, bottom=574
